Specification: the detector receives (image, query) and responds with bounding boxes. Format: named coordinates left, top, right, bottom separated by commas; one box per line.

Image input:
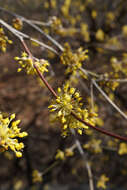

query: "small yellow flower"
left=96, top=29, right=105, bottom=41
left=91, top=10, right=97, bottom=19
left=122, top=25, right=127, bottom=37
left=65, top=148, right=74, bottom=157
left=83, top=139, right=102, bottom=153
left=55, top=149, right=65, bottom=160
left=97, top=174, right=109, bottom=189
left=118, top=143, right=127, bottom=155
left=106, top=12, right=115, bottom=22
left=80, top=23, right=90, bottom=42
left=12, top=18, right=23, bottom=30
left=55, top=148, right=74, bottom=160
left=50, top=16, right=62, bottom=31
left=13, top=180, right=23, bottom=190
left=32, top=170, right=43, bottom=183
left=61, top=0, right=71, bottom=17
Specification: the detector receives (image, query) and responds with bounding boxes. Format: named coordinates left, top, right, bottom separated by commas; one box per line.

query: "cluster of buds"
left=15, top=52, right=49, bottom=75
left=32, top=170, right=43, bottom=183
left=12, top=18, right=23, bottom=30
left=50, top=16, right=63, bottom=30
left=60, top=43, right=88, bottom=76
left=0, top=27, right=12, bottom=52
left=55, top=148, right=74, bottom=160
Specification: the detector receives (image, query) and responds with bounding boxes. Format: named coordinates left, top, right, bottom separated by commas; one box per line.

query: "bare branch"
left=70, top=128, right=94, bottom=190
left=0, top=19, right=58, bottom=54
left=92, top=79, right=127, bottom=120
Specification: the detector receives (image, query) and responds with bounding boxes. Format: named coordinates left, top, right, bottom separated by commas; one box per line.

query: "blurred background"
left=0, top=0, right=127, bottom=189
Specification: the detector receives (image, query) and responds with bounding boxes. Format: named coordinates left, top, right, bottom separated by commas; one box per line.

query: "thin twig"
left=21, top=39, right=57, bottom=98
left=70, top=128, right=94, bottom=190
left=90, top=82, right=94, bottom=112
left=80, top=67, right=100, bottom=78
left=0, top=7, right=64, bottom=52
left=34, top=64, right=58, bottom=98
left=42, top=161, right=59, bottom=176
left=71, top=111, right=127, bottom=141
left=28, top=19, right=52, bottom=26
left=23, top=19, right=64, bottom=52
left=92, top=79, right=127, bottom=120
left=96, top=78, right=127, bottom=83
left=0, top=19, right=58, bottom=54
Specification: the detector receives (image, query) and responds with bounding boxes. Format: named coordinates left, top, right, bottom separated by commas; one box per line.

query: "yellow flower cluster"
left=91, top=10, right=97, bottom=19
left=97, top=174, right=109, bottom=189
left=95, top=29, right=105, bottom=41
left=55, top=149, right=65, bottom=160
left=12, top=18, right=23, bottom=30
left=61, top=0, right=71, bottom=17
left=15, top=52, right=49, bottom=75
left=111, top=56, right=127, bottom=76
left=99, top=74, right=119, bottom=91
left=60, top=43, right=88, bottom=76
left=0, top=113, right=28, bottom=157
left=118, top=143, right=127, bottom=155
left=80, top=23, right=90, bottom=42
left=106, top=12, right=115, bottom=23
left=100, top=55, right=127, bottom=91
left=50, top=16, right=62, bottom=31
left=32, top=170, right=43, bottom=183
left=98, top=54, right=127, bottom=91
left=83, top=139, right=102, bottom=154
left=50, top=0, right=56, bottom=9
left=0, top=27, right=12, bottom=52
left=55, top=148, right=74, bottom=160
left=50, top=17, right=77, bottom=37
left=122, top=25, right=127, bottom=37
left=49, top=83, right=97, bottom=136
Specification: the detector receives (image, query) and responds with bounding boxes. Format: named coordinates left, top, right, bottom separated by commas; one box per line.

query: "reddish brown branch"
left=20, top=39, right=33, bottom=58
left=21, top=39, right=57, bottom=98
left=34, top=65, right=57, bottom=98
left=71, top=112, right=127, bottom=141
